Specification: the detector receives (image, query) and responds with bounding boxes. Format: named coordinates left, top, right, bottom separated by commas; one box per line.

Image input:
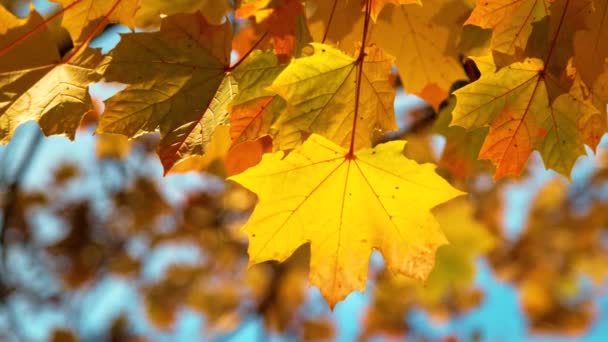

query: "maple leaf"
left=465, top=0, right=550, bottom=57
left=51, top=0, right=140, bottom=44
left=268, top=43, right=397, bottom=150
left=0, top=9, right=104, bottom=143
left=453, top=58, right=602, bottom=178
left=452, top=0, right=604, bottom=178
left=98, top=12, right=234, bottom=172
left=229, top=133, right=463, bottom=307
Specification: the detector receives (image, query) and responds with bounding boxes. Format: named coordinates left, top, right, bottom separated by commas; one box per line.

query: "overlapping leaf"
left=453, top=57, right=601, bottom=178
left=51, top=0, right=140, bottom=43
left=465, top=0, right=550, bottom=57
left=0, top=9, right=104, bottom=143
left=229, top=49, right=286, bottom=146
left=98, top=12, right=234, bottom=171
left=268, top=43, right=397, bottom=150
left=452, top=0, right=606, bottom=178
left=308, top=0, right=468, bottom=95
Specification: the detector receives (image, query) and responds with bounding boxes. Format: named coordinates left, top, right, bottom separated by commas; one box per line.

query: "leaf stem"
left=228, top=31, right=269, bottom=71
left=347, top=0, right=372, bottom=157
left=541, top=0, right=570, bottom=74
left=322, top=0, right=339, bottom=43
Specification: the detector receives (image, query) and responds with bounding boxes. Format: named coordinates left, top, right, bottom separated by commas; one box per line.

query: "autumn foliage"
left=1, top=0, right=608, bottom=340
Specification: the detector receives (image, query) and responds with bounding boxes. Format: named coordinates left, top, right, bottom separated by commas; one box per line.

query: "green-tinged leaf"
left=99, top=12, right=233, bottom=171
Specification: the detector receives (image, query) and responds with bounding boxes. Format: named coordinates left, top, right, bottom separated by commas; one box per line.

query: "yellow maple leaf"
left=268, top=43, right=397, bottom=150
left=0, top=9, right=105, bottom=143
left=51, top=0, right=141, bottom=44
left=369, top=0, right=468, bottom=94
left=229, top=133, right=463, bottom=307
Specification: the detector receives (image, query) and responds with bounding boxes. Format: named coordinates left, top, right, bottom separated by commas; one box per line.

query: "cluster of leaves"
left=1, top=0, right=608, bottom=332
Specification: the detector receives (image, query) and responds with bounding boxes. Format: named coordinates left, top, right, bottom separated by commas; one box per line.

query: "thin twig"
left=347, top=0, right=372, bottom=156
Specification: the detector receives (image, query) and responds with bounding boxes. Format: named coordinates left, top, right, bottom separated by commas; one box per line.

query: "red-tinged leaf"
left=479, top=108, right=536, bottom=179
